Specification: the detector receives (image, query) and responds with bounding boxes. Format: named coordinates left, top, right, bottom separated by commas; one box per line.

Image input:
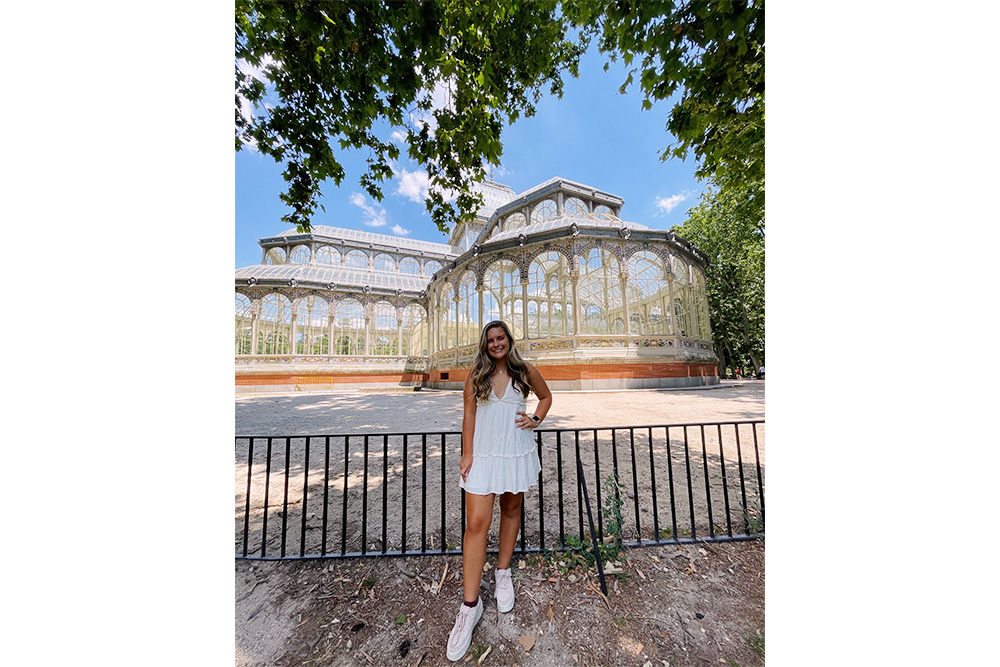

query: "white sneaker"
left=446, top=597, right=483, bottom=661
left=495, top=568, right=514, bottom=613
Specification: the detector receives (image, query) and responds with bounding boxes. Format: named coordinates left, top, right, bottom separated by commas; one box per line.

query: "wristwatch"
left=530, top=415, right=541, bottom=425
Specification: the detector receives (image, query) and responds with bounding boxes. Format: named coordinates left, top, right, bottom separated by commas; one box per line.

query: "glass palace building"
left=235, top=178, right=719, bottom=392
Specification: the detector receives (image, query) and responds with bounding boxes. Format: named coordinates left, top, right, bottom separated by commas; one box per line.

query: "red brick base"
left=428, top=362, right=717, bottom=383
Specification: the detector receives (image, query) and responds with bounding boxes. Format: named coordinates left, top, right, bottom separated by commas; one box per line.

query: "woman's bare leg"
left=496, top=492, right=523, bottom=570
left=462, top=492, right=495, bottom=602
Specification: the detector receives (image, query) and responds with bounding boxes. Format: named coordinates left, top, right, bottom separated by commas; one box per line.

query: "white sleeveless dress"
left=459, top=376, right=542, bottom=496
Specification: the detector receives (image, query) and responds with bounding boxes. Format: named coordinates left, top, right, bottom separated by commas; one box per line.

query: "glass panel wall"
left=401, top=304, right=427, bottom=356
left=315, top=245, right=339, bottom=265
left=235, top=293, right=252, bottom=355
left=373, top=253, right=396, bottom=273
left=457, top=271, right=479, bottom=346
left=578, top=249, right=623, bottom=334
left=627, top=251, right=670, bottom=336
left=483, top=258, right=523, bottom=339
left=333, top=298, right=365, bottom=355
left=371, top=301, right=397, bottom=355
left=257, top=293, right=293, bottom=354
left=527, top=252, right=572, bottom=338
left=296, top=295, right=330, bottom=353
left=399, top=257, right=421, bottom=275
left=289, top=245, right=310, bottom=264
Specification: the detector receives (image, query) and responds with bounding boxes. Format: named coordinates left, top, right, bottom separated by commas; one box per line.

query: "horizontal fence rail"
left=235, top=421, right=764, bottom=561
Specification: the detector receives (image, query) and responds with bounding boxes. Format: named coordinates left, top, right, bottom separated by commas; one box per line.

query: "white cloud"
left=397, top=169, right=431, bottom=203
left=349, top=192, right=387, bottom=227
left=390, top=129, right=407, bottom=144
left=655, top=193, right=688, bottom=215
left=391, top=224, right=411, bottom=236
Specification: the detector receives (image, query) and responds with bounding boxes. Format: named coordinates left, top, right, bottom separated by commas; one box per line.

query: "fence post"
left=577, top=456, right=607, bottom=596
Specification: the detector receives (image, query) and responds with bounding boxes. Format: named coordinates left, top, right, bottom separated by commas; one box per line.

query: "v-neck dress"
left=459, top=376, right=542, bottom=496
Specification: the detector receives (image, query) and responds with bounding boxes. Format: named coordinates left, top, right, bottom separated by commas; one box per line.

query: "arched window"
left=257, top=293, right=293, bottom=354
left=578, top=249, right=622, bottom=335
left=594, top=205, right=614, bottom=219
left=438, top=284, right=457, bottom=350
left=531, top=199, right=557, bottom=224
left=373, top=253, right=396, bottom=273
left=344, top=249, right=368, bottom=270
left=235, top=293, right=253, bottom=355
left=424, top=260, right=443, bottom=276
left=401, top=304, right=427, bottom=356
left=399, top=257, right=421, bottom=275
left=289, top=245, right=310, bottom=264
left=370, top=301, right=397, bottom=355
left=265, top=247, right=286, bottom=265
left=504, top=212, right=527, bottom=231
left=627, top=251, right=669, bottom=336
left=457, top=271, right=479, bottom=346
left=528, top=251, right=572, bottom=338
left=315, top=245, right=339, bottom=265
left=692, top=268, right=711, bottom=340
left=564, top=197, right=587, bottom=217
left=296, top=295, right=330, bottom=354
left=332, top=298, right=365, bottom=355
left=483, top=258, right=522, bottom=339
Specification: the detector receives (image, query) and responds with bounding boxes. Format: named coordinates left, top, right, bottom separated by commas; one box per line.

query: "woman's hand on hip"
left=515, top=411, right=537, bottom=430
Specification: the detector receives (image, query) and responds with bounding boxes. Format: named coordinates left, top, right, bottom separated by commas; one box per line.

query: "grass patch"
left=748, top=628, right=764, bottom=659
left=469, top=642, right=489, bottom=660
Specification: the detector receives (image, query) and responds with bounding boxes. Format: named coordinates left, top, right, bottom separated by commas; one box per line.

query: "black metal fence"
left=235, top=420, right=764, bottom=561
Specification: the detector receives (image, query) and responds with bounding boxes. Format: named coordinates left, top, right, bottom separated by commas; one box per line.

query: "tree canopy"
left=566, top=0, right=764, bottom=217
left=670, top=173, right=764, bottom=374
left=236, top=0, right=584, bottom=232
left=236, top=0, right=764, bottom=234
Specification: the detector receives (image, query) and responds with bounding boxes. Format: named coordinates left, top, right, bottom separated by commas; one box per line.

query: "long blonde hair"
left=470, top=320, right=531, bottom=403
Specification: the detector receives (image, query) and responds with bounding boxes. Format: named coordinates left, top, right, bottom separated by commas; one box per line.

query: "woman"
left=445, top=320, right=552, bottom=662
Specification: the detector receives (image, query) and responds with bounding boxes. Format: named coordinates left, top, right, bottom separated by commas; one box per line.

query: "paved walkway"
left=236, top=380, right=764, bottom=436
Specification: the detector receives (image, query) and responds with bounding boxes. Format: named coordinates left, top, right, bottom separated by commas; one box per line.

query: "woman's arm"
left=460, top=373, right=478, bottom=482
left=516, top=363, right=552, bottom=430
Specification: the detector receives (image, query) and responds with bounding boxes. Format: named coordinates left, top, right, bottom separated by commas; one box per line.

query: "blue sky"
left=235, top=45, right=705, bottom=269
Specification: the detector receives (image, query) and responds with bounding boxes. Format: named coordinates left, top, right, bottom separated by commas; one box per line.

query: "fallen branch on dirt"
left=247, top=602, right=265, bottom=622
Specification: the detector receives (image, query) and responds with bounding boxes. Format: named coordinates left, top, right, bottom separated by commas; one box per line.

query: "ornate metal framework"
left=235, top=178, right=715, bottom=372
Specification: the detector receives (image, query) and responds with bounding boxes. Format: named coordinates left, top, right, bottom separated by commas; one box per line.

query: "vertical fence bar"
left=321, top=436, right=330, bottom=556
left=735, top=424, right=749, bottom=533
left=575, top=431, right=584, bottom=539
left=665, top=427, right=678, bottom=542
left=683, top=426, right=696, bottom=539
left=261, top=437, right=272, bottom=558
left=578, top=456, right=608, bottom=596
left=647, top=427, right=660, bottom=542
left=519, top=491, right=526, bottom=552
left=382, top=434, right=388, bottom=554
left=556, top=430, right=565, bottom=547
left=242, top=438, right=254, bottom=558
left=362, top=435, right=369, bottom=554
left=629, top=428, right=642, bottom=544
left=699, top=425, right=715, bottom=538
left=752, top=422, right=765, bottom=526
left=341, top=435, right=349, bottom=555
left=536, top=430, right=545, bottom=551
left=717, top=424, right=732, bottom=537
left=421, top=433, right=427, bottom=553
left=611, top=429, right=621, bottom=506
left=300, top=436, right=310, bottom=557
left=401, top=435, right=408, bottom=554
left=440, top=433, right=446, bottom=553
left=593, top=429, right=603, bottom=539
left=280, top=438, right=291, bottom=558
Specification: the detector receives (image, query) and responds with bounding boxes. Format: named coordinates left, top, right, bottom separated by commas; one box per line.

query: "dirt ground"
left=236, top=382, right=765, bottom=666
